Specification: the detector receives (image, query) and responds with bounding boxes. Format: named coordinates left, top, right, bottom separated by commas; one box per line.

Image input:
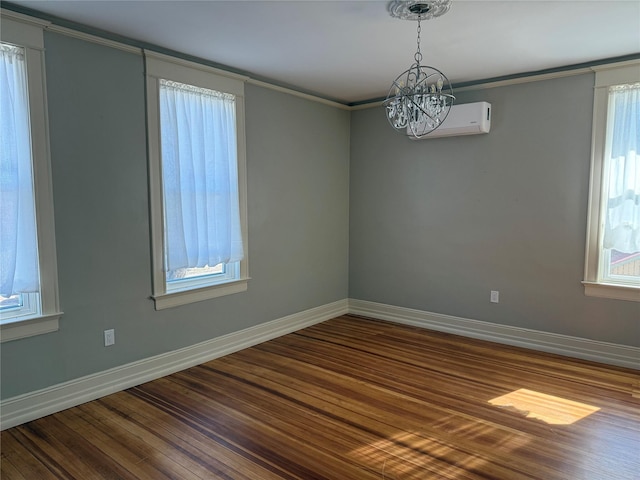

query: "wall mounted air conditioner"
left=410, top=101, right=491, bottom=139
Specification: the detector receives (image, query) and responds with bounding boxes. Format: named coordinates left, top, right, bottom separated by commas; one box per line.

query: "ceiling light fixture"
left=384, top=0, right=455, bottom=138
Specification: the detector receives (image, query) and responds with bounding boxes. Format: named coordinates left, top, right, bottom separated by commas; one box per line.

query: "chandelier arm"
left=413, top=72, right=430, bottom=90
left=389, top=77, right=407, bottom=94
left=405, top=94, right=439, bottom=123
left=414, top=68, right=449, bottom=88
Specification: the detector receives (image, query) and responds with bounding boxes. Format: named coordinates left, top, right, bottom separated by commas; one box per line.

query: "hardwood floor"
left=2, top=315, right=639, bottom=479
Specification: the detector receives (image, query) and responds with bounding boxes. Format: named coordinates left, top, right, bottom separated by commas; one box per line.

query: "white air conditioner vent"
left=410, top=101, right=491, bottom=139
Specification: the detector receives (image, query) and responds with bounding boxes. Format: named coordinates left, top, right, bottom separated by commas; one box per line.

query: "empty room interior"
left=1, top=1, right=639, bottom=479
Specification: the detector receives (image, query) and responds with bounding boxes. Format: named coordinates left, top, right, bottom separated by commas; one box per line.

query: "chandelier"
left=384, top=0, right=455, bottom=138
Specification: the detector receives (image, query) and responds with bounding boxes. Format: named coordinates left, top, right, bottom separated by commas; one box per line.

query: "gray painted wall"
left=349, top=73, right=639, bottom=347
left=0, top=32, right=350, bottom=399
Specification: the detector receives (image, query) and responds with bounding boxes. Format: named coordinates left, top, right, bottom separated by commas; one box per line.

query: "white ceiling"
left=7, top=0, right=640, bottom=104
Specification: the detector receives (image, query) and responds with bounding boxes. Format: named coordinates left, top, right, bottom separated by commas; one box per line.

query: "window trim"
left=583, top=61, right=640, bottom=302
left=0, top=14, right=62, bottom=342
left=145, top=51, right=250, bottom=310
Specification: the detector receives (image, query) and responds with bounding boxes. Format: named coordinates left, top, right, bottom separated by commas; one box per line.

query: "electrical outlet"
left=490, top=290, right=499, bottom=303
left=104, top=329, right=115, bottom=347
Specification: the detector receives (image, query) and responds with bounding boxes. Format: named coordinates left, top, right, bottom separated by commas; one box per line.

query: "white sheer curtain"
left=0, top=43, right=39, bottom=296
left=603, top=83, right=640, bottom=253
left=159, top=79, right=243, bottom=276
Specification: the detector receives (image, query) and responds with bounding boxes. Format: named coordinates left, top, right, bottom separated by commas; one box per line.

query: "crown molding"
left=1, top=8, right=50, bottom=28
left=246, top=78, right=351, bottom=111
left=47, top=23, right=141, bottom=55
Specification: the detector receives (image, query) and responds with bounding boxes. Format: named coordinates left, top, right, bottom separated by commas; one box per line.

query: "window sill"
left=152, top=278, right=249, bottom=310
left=0, top=312, right=63, bottom=342
left=582, top=282, right=640, bottom=302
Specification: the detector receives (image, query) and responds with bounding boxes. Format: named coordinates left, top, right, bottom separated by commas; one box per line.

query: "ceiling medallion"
left=387, top=0, right=452, bottom=21
left=384, top=0, right=455, bottom=138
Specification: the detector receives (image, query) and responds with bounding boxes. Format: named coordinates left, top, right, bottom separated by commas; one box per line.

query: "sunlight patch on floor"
left=488, top=388, right=600, bottom=425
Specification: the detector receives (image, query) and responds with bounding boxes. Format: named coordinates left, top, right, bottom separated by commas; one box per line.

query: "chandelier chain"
left=414, top=18, right=422, bottom=64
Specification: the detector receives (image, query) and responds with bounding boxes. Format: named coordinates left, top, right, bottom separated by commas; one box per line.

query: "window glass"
left=159, top=79, right=243, bottom=294
left=0, top=42, right=41, bottom=322
left=583, top=64, right=640, bottom=302
left=600, top=83, right=640, bottom=287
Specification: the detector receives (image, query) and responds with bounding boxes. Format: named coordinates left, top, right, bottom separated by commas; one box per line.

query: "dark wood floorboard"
left=2, top=315, right=639, bottom=479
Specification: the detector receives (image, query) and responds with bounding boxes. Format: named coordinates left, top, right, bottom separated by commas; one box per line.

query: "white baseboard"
left=0, top=299, right=348, bottom=430
left=3, top=297, right=637, bottom=430
left=348, top=299, right=640, bottom=370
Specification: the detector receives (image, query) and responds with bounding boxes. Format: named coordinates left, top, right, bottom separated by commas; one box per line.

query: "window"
left=145, top=52, right=249, bottom=310
left=0, top=15, right=62, bottom=341
left=583, top=62, right=640, bottom=302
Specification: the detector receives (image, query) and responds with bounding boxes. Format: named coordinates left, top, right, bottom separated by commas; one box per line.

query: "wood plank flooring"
left=2, top=315, right=639, bottom=479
